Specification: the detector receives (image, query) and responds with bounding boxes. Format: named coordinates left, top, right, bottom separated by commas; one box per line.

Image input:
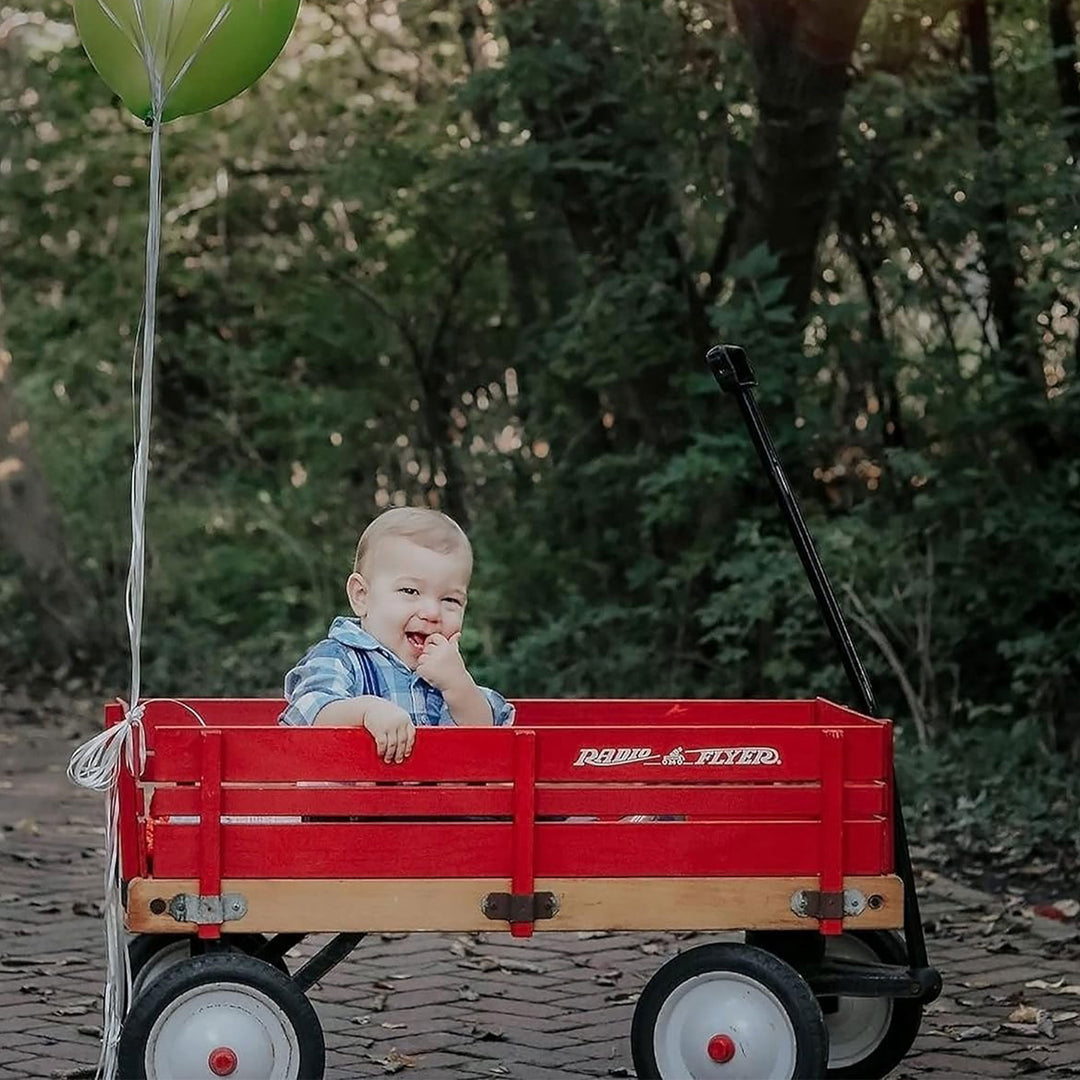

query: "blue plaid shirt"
left=280, top=617, right=514, bottom=728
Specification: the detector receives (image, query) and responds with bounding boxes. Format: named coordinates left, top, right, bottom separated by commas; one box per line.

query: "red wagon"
left=111, top=346, right=941, bottom=1078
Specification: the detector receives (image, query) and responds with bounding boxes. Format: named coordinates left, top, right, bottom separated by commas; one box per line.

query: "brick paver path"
left=3, top=717, right=1080, bottom=1079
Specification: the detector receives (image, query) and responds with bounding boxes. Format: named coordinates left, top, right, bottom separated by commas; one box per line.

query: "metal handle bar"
left=707, top=344, right=934, bottom=979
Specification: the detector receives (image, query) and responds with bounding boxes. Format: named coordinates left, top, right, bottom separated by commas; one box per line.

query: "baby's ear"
left=346, top=572, right=368, bottom=617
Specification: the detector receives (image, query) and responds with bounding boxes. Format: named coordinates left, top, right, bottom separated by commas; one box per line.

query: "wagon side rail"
left=121, top=720, right=902, bottom=939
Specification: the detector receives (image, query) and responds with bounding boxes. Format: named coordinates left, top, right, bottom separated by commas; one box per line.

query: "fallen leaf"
left=1009, top=1005, right=1044, bottom=1024
left=949, top=1025, right=991, bottom=1041
left=497, top=957, right=545, bottom=974
left=1053, top=900, right=1080, bottom=919
left=1000, top=1022, right=1041, bottom=1037
left=371, top=1050, right=416, bottom=1074
left=468, top=1026, right=505, bottom=1042
left=1034, top=905, right=1073, bottom=923
left=458, top=956, right=499, bottom=972
left=1026, top=978, right=1080, bottom=996
left=1012, top=1055, right=1049, bottom=1074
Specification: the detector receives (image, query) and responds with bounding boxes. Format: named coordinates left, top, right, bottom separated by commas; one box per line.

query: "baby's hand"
left=362, top=699, right=415, bottom=763
left=416, top=632, right=469, bottom=692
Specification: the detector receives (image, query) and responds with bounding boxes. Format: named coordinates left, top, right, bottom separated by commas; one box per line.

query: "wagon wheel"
left=746, top=929, right=923, bottom=1078
left=819, top=931, right=923, bottom=1079
left=129, top=933, right=290, bottom=1000
left=630, top=943, right=828, bottom=1079
left=118, top=952, right=324, bottom=1079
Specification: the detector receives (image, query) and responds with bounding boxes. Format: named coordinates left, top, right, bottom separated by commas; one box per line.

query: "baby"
left=280, top=507, right=514, bottom=761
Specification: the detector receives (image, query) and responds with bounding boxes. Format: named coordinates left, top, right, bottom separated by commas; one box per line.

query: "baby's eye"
left=443, top=597, right=464, bottom=606
left=398, top=587, right=419, bottom=596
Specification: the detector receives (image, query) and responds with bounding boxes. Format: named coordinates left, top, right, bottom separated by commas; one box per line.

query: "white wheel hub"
left=145, top=982, right=301, bottom=1079
left=823, top=936, right=894, bottom=1069
left=653, top=970, right=798, bottom=1079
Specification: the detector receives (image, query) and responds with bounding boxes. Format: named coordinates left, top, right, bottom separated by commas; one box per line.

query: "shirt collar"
left=327, top=617, right=411, bottom=672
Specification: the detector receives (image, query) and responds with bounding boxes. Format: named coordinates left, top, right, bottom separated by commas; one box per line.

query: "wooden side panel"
left=126, top=875, right=904, bottom=934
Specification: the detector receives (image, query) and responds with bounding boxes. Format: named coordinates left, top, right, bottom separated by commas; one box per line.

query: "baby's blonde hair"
left=353, top=507, right=472, bottom=577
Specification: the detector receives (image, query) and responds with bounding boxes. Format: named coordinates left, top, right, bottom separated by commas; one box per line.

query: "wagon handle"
left=707, top=343, right=934, bottom=978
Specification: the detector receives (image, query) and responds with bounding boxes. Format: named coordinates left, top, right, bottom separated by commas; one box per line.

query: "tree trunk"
left=731, top=0, right=871, bottom=320
left=1049, top=0, right=1080, bottom=160
left=963, top=0, right=1058, bottom=466
left=0, top=320, right=90, bottom=666
left=494, top=0, right=703, bottom=460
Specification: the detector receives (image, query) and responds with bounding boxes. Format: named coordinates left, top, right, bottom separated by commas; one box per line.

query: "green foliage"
left=898, top=716, right=1080, bottom=884
left=1, top=0, right=1078, bottom=841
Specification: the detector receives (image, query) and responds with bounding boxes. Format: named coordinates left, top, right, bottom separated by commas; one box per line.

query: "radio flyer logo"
left=572, top=746, right=783, bottom=767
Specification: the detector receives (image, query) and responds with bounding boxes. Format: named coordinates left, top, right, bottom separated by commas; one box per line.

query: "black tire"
left=630, top=942, right=828, bottom=1079
left=128, top=933, right=290, bottom=998
left=747, top=929, right=923, bottom=1079
left=118, top=952, right=324, bottom=1079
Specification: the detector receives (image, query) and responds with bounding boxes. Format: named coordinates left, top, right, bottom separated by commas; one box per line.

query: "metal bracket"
left=790, top=888, right=868, bottom=920
left=163, top=892, right=248, bottom=925
left=481, top=891, right=559, bottom=923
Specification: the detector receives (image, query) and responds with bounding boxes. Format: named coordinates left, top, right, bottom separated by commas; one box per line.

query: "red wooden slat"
left=144, top=728, right=517, bottom=783
left=147, top=781, right=887, bottom=820
left=142, top=724, right=889, bottom=786
left=153, top=822, right=514, bottom=878
left=820, top=729, right=845, bottom=935
left=115, top=696, right=886, bottom=731
left=150, top=785, right=515, bottom=817
left=534, top=726, right=888, bottom=783
left=511, top=731, right=537, bottom=937
left=149, top=819, right=889, bottom=879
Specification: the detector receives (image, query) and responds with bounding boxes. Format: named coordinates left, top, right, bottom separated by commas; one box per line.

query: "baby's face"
left=347, top=539, right=470, bottom=670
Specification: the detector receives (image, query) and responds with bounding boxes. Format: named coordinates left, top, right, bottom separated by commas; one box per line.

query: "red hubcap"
left=208, top=1047, right=238, bottom=1076
left=707, top=1034, right=737, bottom=1064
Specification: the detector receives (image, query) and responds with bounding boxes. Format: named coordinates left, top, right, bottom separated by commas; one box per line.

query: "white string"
left=166, top=2, right=231, bottom=102
left=65, top=3, right=235, bottom=1074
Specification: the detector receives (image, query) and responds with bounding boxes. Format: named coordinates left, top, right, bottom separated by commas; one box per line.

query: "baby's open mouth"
left=405, top=632, right=428, bottom=651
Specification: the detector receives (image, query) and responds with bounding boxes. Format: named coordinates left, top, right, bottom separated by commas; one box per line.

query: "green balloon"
left=74, top=0, right=300, bottom=123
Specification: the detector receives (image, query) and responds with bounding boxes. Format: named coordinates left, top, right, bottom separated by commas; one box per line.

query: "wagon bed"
left=116, top=696, right=903, bottom=941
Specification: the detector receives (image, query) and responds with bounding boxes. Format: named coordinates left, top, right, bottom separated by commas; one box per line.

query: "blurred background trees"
left=2, top=0, right=1078, bottom=822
